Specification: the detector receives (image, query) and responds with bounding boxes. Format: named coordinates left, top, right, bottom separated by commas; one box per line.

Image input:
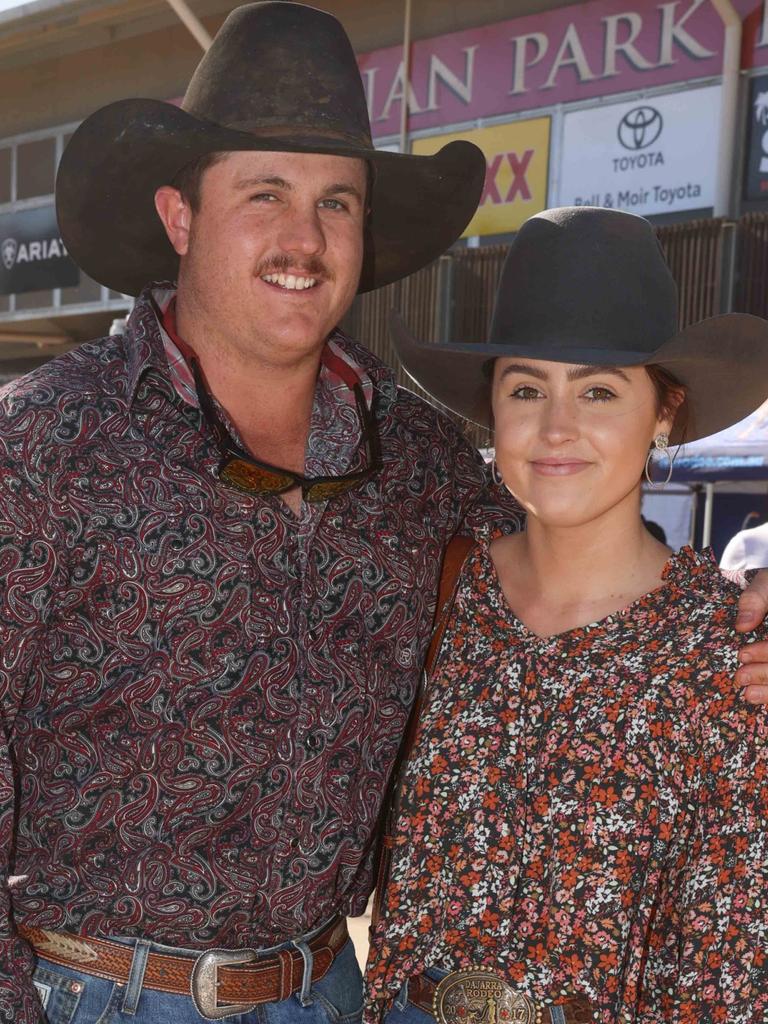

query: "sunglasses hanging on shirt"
left=191, top=358, right=382, bottom=502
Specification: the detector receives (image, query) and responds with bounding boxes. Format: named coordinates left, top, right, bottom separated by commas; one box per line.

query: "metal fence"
left=346, top=213, right=754, bottom=442
left=735, top=212, right=768, bottom=318
left=656, top=218, right=727, bottom=327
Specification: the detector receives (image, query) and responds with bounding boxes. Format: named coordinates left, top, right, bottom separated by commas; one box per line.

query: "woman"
left=363, top=208, right=768, bottom=1024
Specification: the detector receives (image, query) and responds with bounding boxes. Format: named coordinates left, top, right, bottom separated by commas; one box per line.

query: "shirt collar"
left=126, top=285, right=376, bottom=412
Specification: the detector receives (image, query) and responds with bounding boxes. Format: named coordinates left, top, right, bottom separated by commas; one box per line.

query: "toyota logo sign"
left=617, top=106, right=663, bottom=151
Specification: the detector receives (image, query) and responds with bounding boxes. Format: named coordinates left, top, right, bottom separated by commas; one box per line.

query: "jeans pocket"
left=311, top=992, right=364, bottom=1024
left=309, top=940, right=364, bottom=1024
left=32, top=965, right=84, bottom=1024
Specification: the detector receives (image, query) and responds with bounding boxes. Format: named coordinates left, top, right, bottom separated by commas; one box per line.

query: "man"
left=1, top=4, right=767, bottom=1023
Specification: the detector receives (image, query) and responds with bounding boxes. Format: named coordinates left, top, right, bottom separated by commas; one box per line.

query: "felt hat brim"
left=390, top=310, right=768, bottom=445
left=56, top=98, right=486, bottom=296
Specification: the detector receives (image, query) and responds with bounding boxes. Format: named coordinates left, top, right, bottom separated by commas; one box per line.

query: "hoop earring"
left=644, top=433, right=674, bottom=488
left=491, top=459, right=504, bottom=486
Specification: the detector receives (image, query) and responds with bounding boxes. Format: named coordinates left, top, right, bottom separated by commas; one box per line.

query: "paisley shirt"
left=0, top=287, right=520, bottom=1021
left=365, top=544, right=768, bottom=1023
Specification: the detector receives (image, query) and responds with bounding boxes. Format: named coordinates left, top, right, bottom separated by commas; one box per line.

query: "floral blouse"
left=364, top=545, right=768, bottom=1023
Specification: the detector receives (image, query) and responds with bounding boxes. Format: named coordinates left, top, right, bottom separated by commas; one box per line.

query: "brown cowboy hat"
left=55, top=2, right=485, bottom=297
left=391, top=206, right=768, bottom=444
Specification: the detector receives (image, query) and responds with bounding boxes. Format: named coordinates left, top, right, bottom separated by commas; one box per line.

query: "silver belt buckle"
left=433, top=968, right=542, bottom=1024
left=190, top=948, right=259, bottom=1020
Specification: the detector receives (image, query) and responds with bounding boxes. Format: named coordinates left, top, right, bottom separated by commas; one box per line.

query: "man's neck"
left=176, top=297, right=322, bottom=450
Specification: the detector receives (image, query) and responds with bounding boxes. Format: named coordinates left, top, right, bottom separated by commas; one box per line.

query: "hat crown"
left=490, top=207, right=679, bottom=360
left=182, top=2, right=372, bottom=146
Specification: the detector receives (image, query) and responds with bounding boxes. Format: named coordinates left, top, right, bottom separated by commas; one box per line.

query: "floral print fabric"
left=365, top=544, right=768, bottom=1023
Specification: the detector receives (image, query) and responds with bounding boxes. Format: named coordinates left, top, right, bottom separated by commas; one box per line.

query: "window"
left=0, top=150, right=10, bottom=204
left=15, top=288, right=53, bottom=311
left=61, top=274, right=102, bottom=305
left=17, top=138, right=56, bottom=200
left=0, top=124, right=131, bottom=322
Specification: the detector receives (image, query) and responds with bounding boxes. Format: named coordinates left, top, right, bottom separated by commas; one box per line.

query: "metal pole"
left=399, top=0, right=413, bottom=154
left=689, top=486, right=699, bottom=547
left=710, top=0, right=742, bottom=217
left=702, top=482, right=716, bottom=547
left=719, top=219, right=737, bottom=313
left=165, top=0, right=213, bottom=51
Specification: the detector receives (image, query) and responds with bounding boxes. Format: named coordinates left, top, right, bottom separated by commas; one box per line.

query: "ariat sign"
left=557, top=85, right=719, bottom=216
left=0, top=206, right=79, bottom=295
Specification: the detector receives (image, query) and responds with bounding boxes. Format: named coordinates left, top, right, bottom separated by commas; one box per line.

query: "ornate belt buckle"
left=433, top=967, right=542, bottom=1024
left=190, top=948, right=259, bottom=1020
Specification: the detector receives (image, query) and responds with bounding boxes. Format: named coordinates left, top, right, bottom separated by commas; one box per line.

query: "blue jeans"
left=32, top=924, right=363, bottom=1024
left=382, top=968, right=447, bottom=1024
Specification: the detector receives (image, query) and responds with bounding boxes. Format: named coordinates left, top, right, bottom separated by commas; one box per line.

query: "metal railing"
left=735, top=211, right=768, bottom=318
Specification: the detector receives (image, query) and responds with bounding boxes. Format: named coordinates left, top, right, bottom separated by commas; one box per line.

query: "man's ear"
left=154, top=186, right=192, bottom=256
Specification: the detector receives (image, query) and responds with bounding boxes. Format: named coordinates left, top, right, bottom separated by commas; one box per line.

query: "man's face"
left=162, top=149, right=367, bottom=367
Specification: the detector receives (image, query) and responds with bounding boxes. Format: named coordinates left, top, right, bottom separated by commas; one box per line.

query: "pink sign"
left=359, top=0, right=768, bottom=138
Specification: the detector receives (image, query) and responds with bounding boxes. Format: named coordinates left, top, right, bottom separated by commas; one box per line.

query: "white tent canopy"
left=672, top=400, right=768, bottom=482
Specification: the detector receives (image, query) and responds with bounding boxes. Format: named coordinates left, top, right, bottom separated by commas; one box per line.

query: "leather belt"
left=408, top=972, right=594, bottom=1024
left=20, top=917, right=348, bottom=1021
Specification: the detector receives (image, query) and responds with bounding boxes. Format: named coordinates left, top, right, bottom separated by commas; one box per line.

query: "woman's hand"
left=736, top=568, right=768, bottom=703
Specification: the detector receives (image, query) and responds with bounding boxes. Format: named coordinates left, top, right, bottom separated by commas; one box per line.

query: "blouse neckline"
left=478, top=543, right=720, bottom=645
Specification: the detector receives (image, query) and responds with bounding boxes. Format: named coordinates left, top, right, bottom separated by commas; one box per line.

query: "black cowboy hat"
left=55, top=2, right=485, bottom=297
left=391, top=206, right=768, bottom=444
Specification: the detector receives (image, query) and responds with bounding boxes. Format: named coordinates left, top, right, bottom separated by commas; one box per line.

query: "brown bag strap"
left=370, top=534, right=477, bottom=930
left=421, top=533, right=476, bottom=711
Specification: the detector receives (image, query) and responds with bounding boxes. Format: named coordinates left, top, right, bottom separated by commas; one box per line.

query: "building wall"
left=1, top=0, right=767, bottom=368
left=0, top=0, right=575, bottom=138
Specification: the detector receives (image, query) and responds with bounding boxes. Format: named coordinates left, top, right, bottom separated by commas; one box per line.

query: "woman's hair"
left=645, top=363, right=688, bottom=439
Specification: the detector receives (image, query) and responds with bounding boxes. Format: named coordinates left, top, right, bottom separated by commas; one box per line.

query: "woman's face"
left=492, top=358, right=676, bottom=530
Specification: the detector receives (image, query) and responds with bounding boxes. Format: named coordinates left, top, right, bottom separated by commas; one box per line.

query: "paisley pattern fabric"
left=364, top=544, right=768, bottom=1023
left=0, top=287, right=521, bottom=1021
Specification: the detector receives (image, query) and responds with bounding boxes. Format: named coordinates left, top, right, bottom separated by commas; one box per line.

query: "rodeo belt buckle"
left=433, top=967, right=543, bottom=1024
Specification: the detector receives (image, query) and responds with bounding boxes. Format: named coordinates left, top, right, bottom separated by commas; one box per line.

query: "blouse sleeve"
left=674, top=686, right=768, bottom=1023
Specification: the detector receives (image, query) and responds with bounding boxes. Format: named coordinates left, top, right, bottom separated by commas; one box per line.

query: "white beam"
left=164, top=0, right=211, bottom=51
left=398, top=0, right=413, bottom=154
left=0, top=330, right=69, bottom=347
left=710, top=0, right=742, bottom=217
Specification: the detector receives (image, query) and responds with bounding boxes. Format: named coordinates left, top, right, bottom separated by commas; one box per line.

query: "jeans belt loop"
left=121, top=939, right=151, bottom=1015
left=292, top=938, right=315, bottom=1006
left=394, top=977, right=410, bottom=1012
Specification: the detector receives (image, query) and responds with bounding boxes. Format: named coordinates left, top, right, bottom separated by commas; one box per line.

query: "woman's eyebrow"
left=498, top=362, right=548, bottom=382
left=567, top=365, right=631, bottom=383
left=497, top=363, right=631, bottom=383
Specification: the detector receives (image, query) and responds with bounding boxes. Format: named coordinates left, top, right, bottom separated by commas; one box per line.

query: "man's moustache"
left=256, top=256, right=331, bottom=280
